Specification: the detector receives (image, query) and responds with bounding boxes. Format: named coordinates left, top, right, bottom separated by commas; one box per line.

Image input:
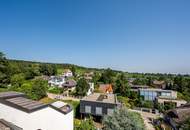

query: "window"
left=107, top=108, right=114, bottom=115
left=96, top=107, right=102, bottom=115
left=85, top=106, right=91, bottom=113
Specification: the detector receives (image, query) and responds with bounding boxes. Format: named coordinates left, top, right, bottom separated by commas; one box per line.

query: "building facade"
left=139, top=89, right=177, bottom=101
left=80, top=93, right=120, bottom=117
left=0, top=92, right=73, bottom=130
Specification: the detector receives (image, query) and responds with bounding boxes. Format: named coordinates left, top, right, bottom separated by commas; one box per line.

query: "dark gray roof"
left=0, top=119, right=23, bottom=130
left=0, top=92, right=48, bottom=113
left=0, top=91, right=72, bottom=114
left=5, top=97, right=48, bottom=113
left=62, top=79, right=77, bottom=87
left=0, top=92, right=25, bottom=99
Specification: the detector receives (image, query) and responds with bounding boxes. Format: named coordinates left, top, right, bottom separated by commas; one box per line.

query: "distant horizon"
left=7, top=57, right=190, bottom=75
left=0, top=0, right=190, bottom=74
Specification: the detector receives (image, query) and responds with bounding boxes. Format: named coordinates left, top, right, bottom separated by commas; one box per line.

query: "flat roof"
left=0, top=91, right=73, bottom=114
left=0, top=91, right=48, bottom=113
left=50, top=101, right=72, bottom=114
left=0, top=119, right=23, bottom=130
left=5, top=97, right=47, bottom=113
left=0, top=91, right=25, bottom=99
left=139, top=88, right=175, bottom=93
left=81, top=93, right=117, bottom=104
left=131, top=85, right=150, bottom=88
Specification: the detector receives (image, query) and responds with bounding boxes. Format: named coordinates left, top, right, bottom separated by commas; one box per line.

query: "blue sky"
left=0, top=0, right=190, bottom=74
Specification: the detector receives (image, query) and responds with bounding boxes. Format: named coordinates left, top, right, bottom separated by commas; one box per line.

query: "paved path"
left=129, top=109, right=160, bottom=130
left=47, top=93, right=80, bottom=101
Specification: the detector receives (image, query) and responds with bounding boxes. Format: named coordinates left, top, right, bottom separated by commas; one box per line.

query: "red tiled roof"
left=99, top=84, right=113, bottom=93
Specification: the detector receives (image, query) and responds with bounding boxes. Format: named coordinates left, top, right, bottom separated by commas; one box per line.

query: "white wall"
left=0, top=103, right=73, bottom=130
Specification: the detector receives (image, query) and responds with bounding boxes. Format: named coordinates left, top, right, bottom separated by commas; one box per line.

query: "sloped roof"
left=62, top=79, right=77, bottom=87
left=99, top=84, right=113, bottom=93
left=153, top=80, right=165, bottom=85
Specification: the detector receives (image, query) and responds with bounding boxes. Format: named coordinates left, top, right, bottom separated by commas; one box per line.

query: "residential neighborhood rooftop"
left=0, top=119, right=22, bottom=130
left=99, top=84, right=113, bottom=94
left=50, top=101, right=72, bottom=114
left=0, top=91, right=25, bottom=99
left=62, top=79, right=77, bottom=87
left=5, top=97, right=48, bottom=113
left=139, top=88, right=175, bottom=92
left=0, top=91, right=72, bottom=114
left=81, top=93, right=118, bottom=104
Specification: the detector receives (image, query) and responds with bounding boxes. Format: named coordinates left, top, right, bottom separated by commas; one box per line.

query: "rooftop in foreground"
left=0, top=91, right=72, bottom=114
left=0, top=91, right=25, bottom=99
left=50, top=101, right=72, bottom=114
left=5, top=97, right=47, bottom=113
left=81, top=93, right=118, bottom=104
left=0, top=119, right=23, bottom=130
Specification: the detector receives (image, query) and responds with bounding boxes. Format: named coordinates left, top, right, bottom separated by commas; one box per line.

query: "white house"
left=63, top=69, right=73, bottom=77
left=0, top=91, right=73, bottom=130
left=48, top=76, right=65, bottom=87
left=86, top=82, right=94, bottom=96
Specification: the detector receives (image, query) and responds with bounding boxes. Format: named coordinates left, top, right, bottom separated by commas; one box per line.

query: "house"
left=99, top=84, right=113, bottom=94
left=63, top=69, right=73, bottom=77
left=62, top=79, right=77, bottom=96
left=156, top=97, right=187, bottom=107
left=84, top=72, right=94, bottom=81
left=165, top=103, right=190, bottom=130
left=130, top=85, right=150, bottom=92
left=139, top=88, right=177, bottom=101
left=0, top=91, right=73, bottom=130
left=62, top=79, right=77, bottom=91
left=80, top=93, right=120, bottom=117
left=152, top=80, right=166, bottom=89
left=0, top=119, right=22, bottom=130
left=139, top=88, right=186, bottom=107
left=86, top=82, right=94, bottom=96
left=48, top=76, right=65, bottom=87
left=128, top=78, right=136, bottom=83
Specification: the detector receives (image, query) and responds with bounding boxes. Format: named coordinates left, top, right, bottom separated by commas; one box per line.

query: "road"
left=47, top=93, right=80, bottom=101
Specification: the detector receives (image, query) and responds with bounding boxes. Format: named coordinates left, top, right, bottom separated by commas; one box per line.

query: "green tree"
left=103, top=108, right=145, bottom=130
left=31, top=79, right=47, bottom=100
left=10, top=73, right=25, bottom=87
left=92, top=72, right=101, bottom=84
left=75, top=78, right=89, bottom=96
left=141, top=101, right=154, bottom=108
left=39, top=64, right=57, bottom=76
left=133, top=78, right=148, bottom=85
left=75, top=117, right=96, bottom=130
left=0, top=52, right=10, bottom=86
left=181, top=118, right=190, bottom=130
left=115, top=73, right=131, bottom=97
left=71, top=66, right=76, bottom=77
left=117, top=96, right=131, bottom=108
left=100, top=68, right=115, bottom=84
